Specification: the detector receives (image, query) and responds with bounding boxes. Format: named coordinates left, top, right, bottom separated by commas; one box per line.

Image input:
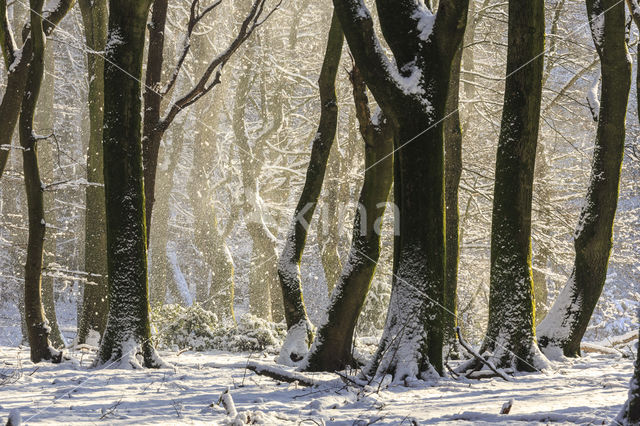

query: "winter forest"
left=0, top=0, right=639, bottom=424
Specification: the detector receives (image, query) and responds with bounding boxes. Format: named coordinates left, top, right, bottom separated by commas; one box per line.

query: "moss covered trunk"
left=480, top=0, right=546, bottom=372
left=277, top=11, right=343, bottom=330
left=537, top=0, right=631, bottom=358
left=97, top=0, right=161, bottom=368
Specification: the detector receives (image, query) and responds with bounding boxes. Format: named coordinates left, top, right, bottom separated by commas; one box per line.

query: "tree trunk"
left=617, top=322, right=640, bottom=424
left=303, top=65, right=393, bottom=372
left=76, top=0, right=108, bottom=345
left=333, top=0, right=468, bottom=380
left=97, top=0, right=162, bottom=368
left=233, top=57, right=278, bottom=321
left=189, top=89, right=235, bottom=321
left=149, top=119, right=187, bottom=307
left=443, top=45, right=463, bottom=357
left=537, top=0, right=631, bottom=358
left=277, top=11, right=343, bottom=331
left=480, top=0, right=546, bottom=371
left=0, top=0, right=72, bottom=179
left=20, top=0, right=61, bottom=364
left=37, top=41, right=64, bottom=348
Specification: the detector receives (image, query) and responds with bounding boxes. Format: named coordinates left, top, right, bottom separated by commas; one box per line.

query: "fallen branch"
left=456, top=327, right=511, bottom=382
left=246, top=362, right=315, bottom=387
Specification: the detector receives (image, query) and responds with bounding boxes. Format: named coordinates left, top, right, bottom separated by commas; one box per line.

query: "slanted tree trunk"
left=277, top=11, right=343, bottom=333
left=479, top=0, right=546, bottom=371
left=334, top=0, right=468, bottom=380
left=303, top=65, right=393, bottom=372
left=0, top=0, right=72, bottom=179
left=20, top=0, right=66, bottom=364
left=443, top=45, right=463, bottom=357
left=76, top=0, right=108, bottom=345
left=537, top=0, right=631, bottom=358
left=96, top=0, right=162, bottom=368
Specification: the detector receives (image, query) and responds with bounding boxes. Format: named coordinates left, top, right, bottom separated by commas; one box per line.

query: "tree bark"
left=76, top=0, right=108, bottom=345
left=277, top=11, right=343, bottom=331
left=537, top=0, right=631, bottom=358
left=333, top=0, right=468, bottom=380
left=303, top=65, right=393, bottom=372
left=96, top=0, right=162, bottom=368
left=480, top=0, right=546, bottom=371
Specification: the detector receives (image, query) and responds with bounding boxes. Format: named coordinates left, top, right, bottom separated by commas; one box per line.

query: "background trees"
left=0, top=0, right=636, bottom=386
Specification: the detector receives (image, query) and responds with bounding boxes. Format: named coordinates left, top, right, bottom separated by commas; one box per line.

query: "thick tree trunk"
left=277, top=11, right=343, bottom=331
left=537, top=0, right=631, bottom=358
left=97, top=0, right=162, bottom=368
left=20, top=0, right=61, bottom=364
left=303, top=66, right=393, bottom=372
left=76, top=0, right=108, bottom=345
left=443, top=45, right=463, bottom=356
left=333, top=0, right=468, bottom=381
left=480, top=0, right=546, bottom=371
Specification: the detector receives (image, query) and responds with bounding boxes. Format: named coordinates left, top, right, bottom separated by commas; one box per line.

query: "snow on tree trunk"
left=303, top=65, right=393, bottom=372
left=96, top=0, right=163, bottom=369
left=537, top=0, right=631, bottom=358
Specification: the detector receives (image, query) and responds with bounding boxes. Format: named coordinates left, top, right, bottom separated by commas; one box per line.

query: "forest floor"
left=0, top=342, right=633, bottom=425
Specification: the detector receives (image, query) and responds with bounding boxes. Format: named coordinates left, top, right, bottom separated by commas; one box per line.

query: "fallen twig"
left=456, top=327, right=510, bottom=382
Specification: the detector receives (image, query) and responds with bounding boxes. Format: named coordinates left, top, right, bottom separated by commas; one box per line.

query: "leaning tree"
left=332, top=0, right=468, bottom=380
left=537, top=0, right=631, bottom=358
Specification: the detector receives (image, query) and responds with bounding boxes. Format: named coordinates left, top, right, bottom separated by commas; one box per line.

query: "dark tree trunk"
left=277, top=11, right=343, bottom=332
left=333, top=0, right=468, bottom=380
left=537, top=0, right=631, bottom=358
left=20, top=0, right=62, bottom=364
left=0, top=0, right=72, bottom=179
left=480, top=0, right=546, bottom=371
left=96, top=0, right=162, bottom=368
left=303, top=65, right=393, bottom=372
left=76, top=0, right=109, bottom=345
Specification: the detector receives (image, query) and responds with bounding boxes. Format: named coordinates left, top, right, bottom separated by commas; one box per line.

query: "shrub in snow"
left=151, top=304, right=286, bottom=353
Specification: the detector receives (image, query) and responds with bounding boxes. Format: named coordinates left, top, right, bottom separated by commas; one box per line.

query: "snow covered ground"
left=0, top=344, right=633, bottom=425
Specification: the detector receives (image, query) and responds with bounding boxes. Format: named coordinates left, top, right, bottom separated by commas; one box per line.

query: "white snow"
left=0, top=346, right=633, bottom=424
left=412, top=3, right=436, bottom=42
